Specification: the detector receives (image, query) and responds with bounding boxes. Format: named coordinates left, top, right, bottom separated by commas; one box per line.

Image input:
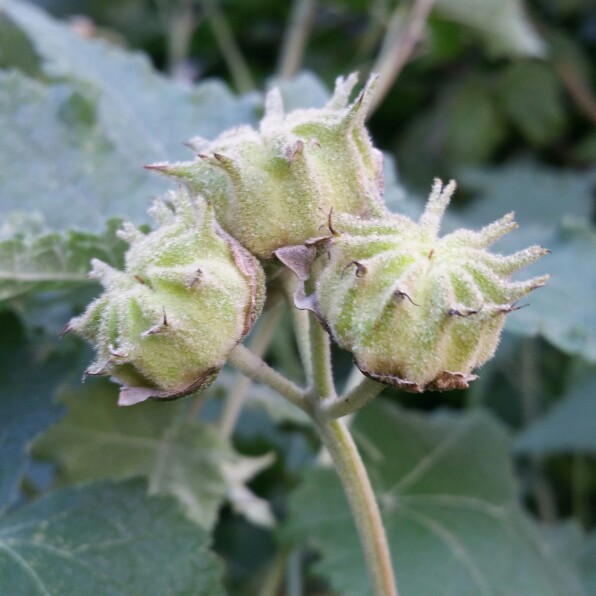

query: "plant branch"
left=554, top=58, right=596, bottom=126
left=218, top=304, right=283, bottom=437
left=277, top=0, right=317, bottom=79
left=314, top=417, right=398, bottom=595
left=202, top=0, right=255, bottom=92
left=368, top=0, right=435, bottom=116
left=228, top=344, right=309, bottom=413
left=320, top=376, right=385, bottom=419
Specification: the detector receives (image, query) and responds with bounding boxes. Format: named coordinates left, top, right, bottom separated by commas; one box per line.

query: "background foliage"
left=0, top=0, right=594, bottom=594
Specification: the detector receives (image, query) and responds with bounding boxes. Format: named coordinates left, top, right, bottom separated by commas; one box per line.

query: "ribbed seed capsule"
left=65, top=189, right=265, bottom=406
left=313, top=179, right=549, bottom=392
left=146, top=74, right=386, bottom=259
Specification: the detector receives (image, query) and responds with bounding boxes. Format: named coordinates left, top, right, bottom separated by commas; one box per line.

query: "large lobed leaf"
left=34, top=380, right=274, bottom=530
left=0, top=71, right=161, bottom=232
left=282, top=401, right=584, bottom=596
left=0, top=0, right=259, bottom=164
left=0, top=479, right=224, bottom=595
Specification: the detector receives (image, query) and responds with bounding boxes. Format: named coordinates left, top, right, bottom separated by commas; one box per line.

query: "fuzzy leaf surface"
left=34, top=381, right=272, bottom=529
left=282, top=402, right=584, bottom=596
left=0, top=479, right=224, bottom=595
left=0, top=0, right=259, bottom=163
left=0, top=71, right=160, bottom=231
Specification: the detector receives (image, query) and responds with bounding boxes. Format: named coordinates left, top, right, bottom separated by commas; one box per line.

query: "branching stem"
left=232, top=311, right=398, bottom=595
left=218, top=304, right=283, bottom=437
left=308, top=313, right=335, bottom=400
left=319, top=376, right=385, bottom=419
left=228, top=344, right=310, bottom=413
left=314, top=417, right=398, bottom=596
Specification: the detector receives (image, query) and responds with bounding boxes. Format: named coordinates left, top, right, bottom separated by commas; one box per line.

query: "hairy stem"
left=320, top=376, right=385, bottom=419
left=218, top=304, right=283, bottom=437
left=308, top=318, right=397, bottom=594
left=203, top=0, right=255, bottom=92
left=283, top=273, right=313, bottom=386
left=309, top=314, right=335, bottom=399
left=369, top=0, right=435, bottom=116
left=230, top=317, right=397, bottom=595
left=314, top=417, right=398, bottom=596
left=228, top=344, right=309, bottom=413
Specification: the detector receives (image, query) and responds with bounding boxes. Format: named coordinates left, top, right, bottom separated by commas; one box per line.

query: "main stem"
left=230, top=309, right=398, bottom=595
left=307, top=316, right=397, bottom=596
left=314, top=417, right=398, bottom=596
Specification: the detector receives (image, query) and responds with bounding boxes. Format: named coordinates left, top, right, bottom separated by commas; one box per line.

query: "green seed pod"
left=65, top=189, right=265, bottom=406
left=146, top=73, right=386, bottom=259
left=312, top=179, right=549, bottom=392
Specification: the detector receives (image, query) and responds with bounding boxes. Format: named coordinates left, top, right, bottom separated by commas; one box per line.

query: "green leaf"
left=0, top=71, right=161, bottom=232
left=515, top=369, right=596, bottom=454
left=457, top=160, right=596, bottom=229
left=497, top=61, right=567, bottom=147
left=0, top=0, right=259, bottom=163
left=0, top=216, right=127, bottom=301
left=282, top=402, right=584, bottom=596
left=0, top=479, right=224, bottom=595
left=0, top=313, right=70, bottom=514
left=434, top=0, right=545, bottom=57
left=34, top=380, right=273, bottom=530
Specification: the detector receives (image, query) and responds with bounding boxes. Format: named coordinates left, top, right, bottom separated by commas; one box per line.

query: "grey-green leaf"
left=505, top=224, right=596, bottom=362
left=34, top=380, right=264, bottom=529
left=0, top=71, right=161, bottom=231
left=515, top=369, right=596, bottom=454
left=0, top=479, right=224, bottom=595
left=0, top=0, right=259, bottom=163
left=282, top=402, right=584, bottom=596
left=457, top=160, right=596, bottom=229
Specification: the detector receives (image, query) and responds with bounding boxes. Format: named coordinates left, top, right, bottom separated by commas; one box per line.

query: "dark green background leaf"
left=282, top=402, right=584, bottom=596
left=0, top=313, right=69, bottom=515
left=0, top=479, right=224, bottom=595
left=34, top=381, right=233, bottom=529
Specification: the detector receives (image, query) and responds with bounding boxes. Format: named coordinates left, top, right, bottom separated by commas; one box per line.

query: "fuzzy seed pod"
left=308, top=179, right=549, bottom=392
left=65, top=189, right=265, bottom=406
left=146, top=74, right=386, bottom=259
